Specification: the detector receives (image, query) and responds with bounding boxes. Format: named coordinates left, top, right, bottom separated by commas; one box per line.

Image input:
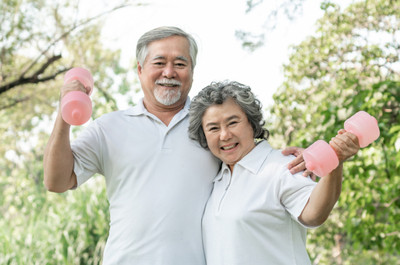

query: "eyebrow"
left=176, top=56, right=189, bottom=62
left=151, top=55, right=189, bottom=62
left=204, top=115, right=240, bottom=128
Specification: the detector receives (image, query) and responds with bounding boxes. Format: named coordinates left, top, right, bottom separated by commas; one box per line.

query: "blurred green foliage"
left=1, top=0, right=399, bottom=264
left=0, top=0, right=137, bottom=264
left=267, top=0, right=400, bottom=263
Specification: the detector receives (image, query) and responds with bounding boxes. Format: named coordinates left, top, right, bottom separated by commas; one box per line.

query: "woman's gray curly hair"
left=188, top=81, right=269, bottom=149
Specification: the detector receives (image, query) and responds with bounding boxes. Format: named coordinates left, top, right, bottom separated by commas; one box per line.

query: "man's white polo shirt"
left=71, top=98, right=220, bottom=265
left=203, top=141, right=317, bottom=265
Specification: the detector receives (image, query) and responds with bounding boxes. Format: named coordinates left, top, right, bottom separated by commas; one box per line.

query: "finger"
left=309, top=173, right=318, bottom=181
left=302, top=169, right=312, bottom=176
left=332, top=132, right=359, bottom=150
left=289, top=161, right=307, bottom=174
left=287, top=154, right=304, bottom=170
left=282, top=146, right=301, bottom=156
left=329, top=137, right=344, bottom=149
left=330, top=136, right=359, bottom=162
left=69, top=80, right=87, bottom=91
left=346, top=132, right=359, bottom=146
left=344, top=131, right=359, bottom=145
left=301, top=169, right=317, bottom=181
left=329, top=138, right=344, bottom=157
left=61, top=80, right=87, bottom=98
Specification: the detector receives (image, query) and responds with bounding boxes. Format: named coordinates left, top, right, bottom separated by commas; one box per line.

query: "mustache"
left=155, top=79, right=182, bottom=86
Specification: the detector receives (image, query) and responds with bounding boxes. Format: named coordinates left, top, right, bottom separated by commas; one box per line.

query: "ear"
left=137, top=61, right=143, bottom=75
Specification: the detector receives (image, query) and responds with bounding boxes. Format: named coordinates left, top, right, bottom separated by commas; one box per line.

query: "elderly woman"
left=188, top=81, right=359, bottom=265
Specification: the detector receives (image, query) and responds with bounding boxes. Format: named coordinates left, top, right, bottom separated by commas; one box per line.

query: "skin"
left=202, top=98, right=256, bottom=172
left=283, top=147, right=316, bottom=179
left=43, top=34, right=308, bottom=194
left=43, top=36, right=194, bottom=192
left=137, top=35, right=193, bottom=125
left=299, top=129, right=359, bottom=226
left=201, top=99, right=360, bottom=227
left=43, top=80, right=86, bottom=192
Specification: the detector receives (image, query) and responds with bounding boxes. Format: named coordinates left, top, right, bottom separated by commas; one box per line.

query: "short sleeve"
left=71, top=121, right=104, bottom=187
left=278, top=161, right=317, bottom=226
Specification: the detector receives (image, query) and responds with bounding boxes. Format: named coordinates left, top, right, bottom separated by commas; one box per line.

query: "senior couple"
left=44, top=26, right=360, bottom=264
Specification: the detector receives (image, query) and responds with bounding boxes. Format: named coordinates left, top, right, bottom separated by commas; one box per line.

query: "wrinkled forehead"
left=145, top=36, right=191, bottom=62
left=150, top=54, right=190, bottom=63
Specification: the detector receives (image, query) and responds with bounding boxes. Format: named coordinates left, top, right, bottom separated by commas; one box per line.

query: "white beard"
left=154, top=87, right=182, bottom=106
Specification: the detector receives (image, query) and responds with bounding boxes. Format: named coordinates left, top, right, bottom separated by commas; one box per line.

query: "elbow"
left=43, top=182, right=65, bottom=194
left=43, top=160, right=76, bottom=193
left=298, top=211, right=329, bottom=227
left=302, top=216, right=328, bottom=227
left=43, top=175, right=69, bottom=193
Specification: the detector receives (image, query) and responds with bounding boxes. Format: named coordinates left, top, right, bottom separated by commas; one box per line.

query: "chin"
left=155, top=89, right=182, bottom=106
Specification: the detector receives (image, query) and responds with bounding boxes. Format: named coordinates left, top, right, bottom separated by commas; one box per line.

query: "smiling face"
left=202, top=98, right=256, bottom=171
left=137, top=35, right=193, bottom=111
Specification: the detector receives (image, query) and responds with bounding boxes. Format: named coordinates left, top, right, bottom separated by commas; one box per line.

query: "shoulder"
left=93, top=108, right=137, bottom=127
left=269, top=149, right=297, bottom=165
left=257, top=142, right=295, bottom=169
left=96, top=109, right=125, bottom=121
left=242, top=141, right=293, bottom=178
left=257, top=145, right=305, bottom=180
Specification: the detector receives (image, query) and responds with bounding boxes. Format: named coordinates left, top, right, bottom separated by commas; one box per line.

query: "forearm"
left=299, top=163, right=343, bottom=226
left=43, top=112, right=76, bottom=193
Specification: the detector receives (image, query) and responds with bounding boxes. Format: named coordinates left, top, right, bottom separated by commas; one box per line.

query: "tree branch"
left=20, top=3, right=133, bottom=78
left=0, top=2, right=137, bottom=108
left=0, top=55, right=68, bottom=95
left=0, top=96, right=30, bottom=110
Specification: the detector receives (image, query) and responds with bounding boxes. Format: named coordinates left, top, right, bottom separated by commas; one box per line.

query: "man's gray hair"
left=188, top=81, right=269, bottom=149
left=136, top=26, right=198, bottom=70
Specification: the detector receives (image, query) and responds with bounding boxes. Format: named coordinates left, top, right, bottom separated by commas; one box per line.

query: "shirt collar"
left=214, top=164, right=230, bottom=182
left=213, top=140, right=273, bottom=182
left=238, top=140, right=273, bottom=174
left=123, top=98, right=146, bottom=116
left=123, top=97, right=191, bottom=117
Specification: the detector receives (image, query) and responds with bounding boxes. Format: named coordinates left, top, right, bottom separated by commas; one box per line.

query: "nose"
left=220, top=127, right=232, bottom=141
left=162, top=63, right=177, bottom=78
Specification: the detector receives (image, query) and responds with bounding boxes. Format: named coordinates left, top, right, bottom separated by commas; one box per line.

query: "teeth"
left=222, top=144, right=236, bottom=150
left=160, top=84, right=177, bottom=87
left=156, top=79, right=181, bottom=87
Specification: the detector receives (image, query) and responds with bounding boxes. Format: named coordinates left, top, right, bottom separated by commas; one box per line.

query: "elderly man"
left=43, top=26, right=307, bottom=265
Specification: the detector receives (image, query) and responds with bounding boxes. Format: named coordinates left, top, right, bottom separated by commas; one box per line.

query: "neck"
left=143, top=99, right=186, bottom=126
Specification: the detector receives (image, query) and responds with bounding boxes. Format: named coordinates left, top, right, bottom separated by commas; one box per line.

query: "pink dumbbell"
left=303, top=111, right=380, bottom=177
left=61, top=67, right=94, bottom=126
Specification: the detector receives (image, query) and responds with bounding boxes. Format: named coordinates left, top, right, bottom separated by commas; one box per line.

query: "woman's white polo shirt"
left=203, top=140, right=317, bottom=265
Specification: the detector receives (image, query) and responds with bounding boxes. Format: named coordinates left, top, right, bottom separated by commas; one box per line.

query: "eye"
left=228, top=121, right=238, bottom=126
left=175, top=62, right=187, bottom=68
left=207, top=126, right=219, bottom=132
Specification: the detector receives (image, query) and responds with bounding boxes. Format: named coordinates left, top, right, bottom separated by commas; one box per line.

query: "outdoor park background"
left=1, top=0, right=399, bottom=264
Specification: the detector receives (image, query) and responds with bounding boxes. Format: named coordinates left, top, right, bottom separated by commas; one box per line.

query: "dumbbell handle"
left=303, top=111, right=380, bottom=177
left=61, top=67, right=94, bottom=126
left=63, top=67, right=94, bottom=94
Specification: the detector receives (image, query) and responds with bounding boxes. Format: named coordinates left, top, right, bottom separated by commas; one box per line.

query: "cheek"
left=205, top=134, right=218, bottom=151
left=248, top=127, right=255, bottom=138
left=143, top=67, right=161, bottom=79
left=182, top=70, right=193, bottom=82
left=245, top=127, right=256, bottom=145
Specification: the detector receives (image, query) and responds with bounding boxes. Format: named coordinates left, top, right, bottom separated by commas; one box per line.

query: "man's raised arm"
left=43, top=80, right=86, bottom=193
